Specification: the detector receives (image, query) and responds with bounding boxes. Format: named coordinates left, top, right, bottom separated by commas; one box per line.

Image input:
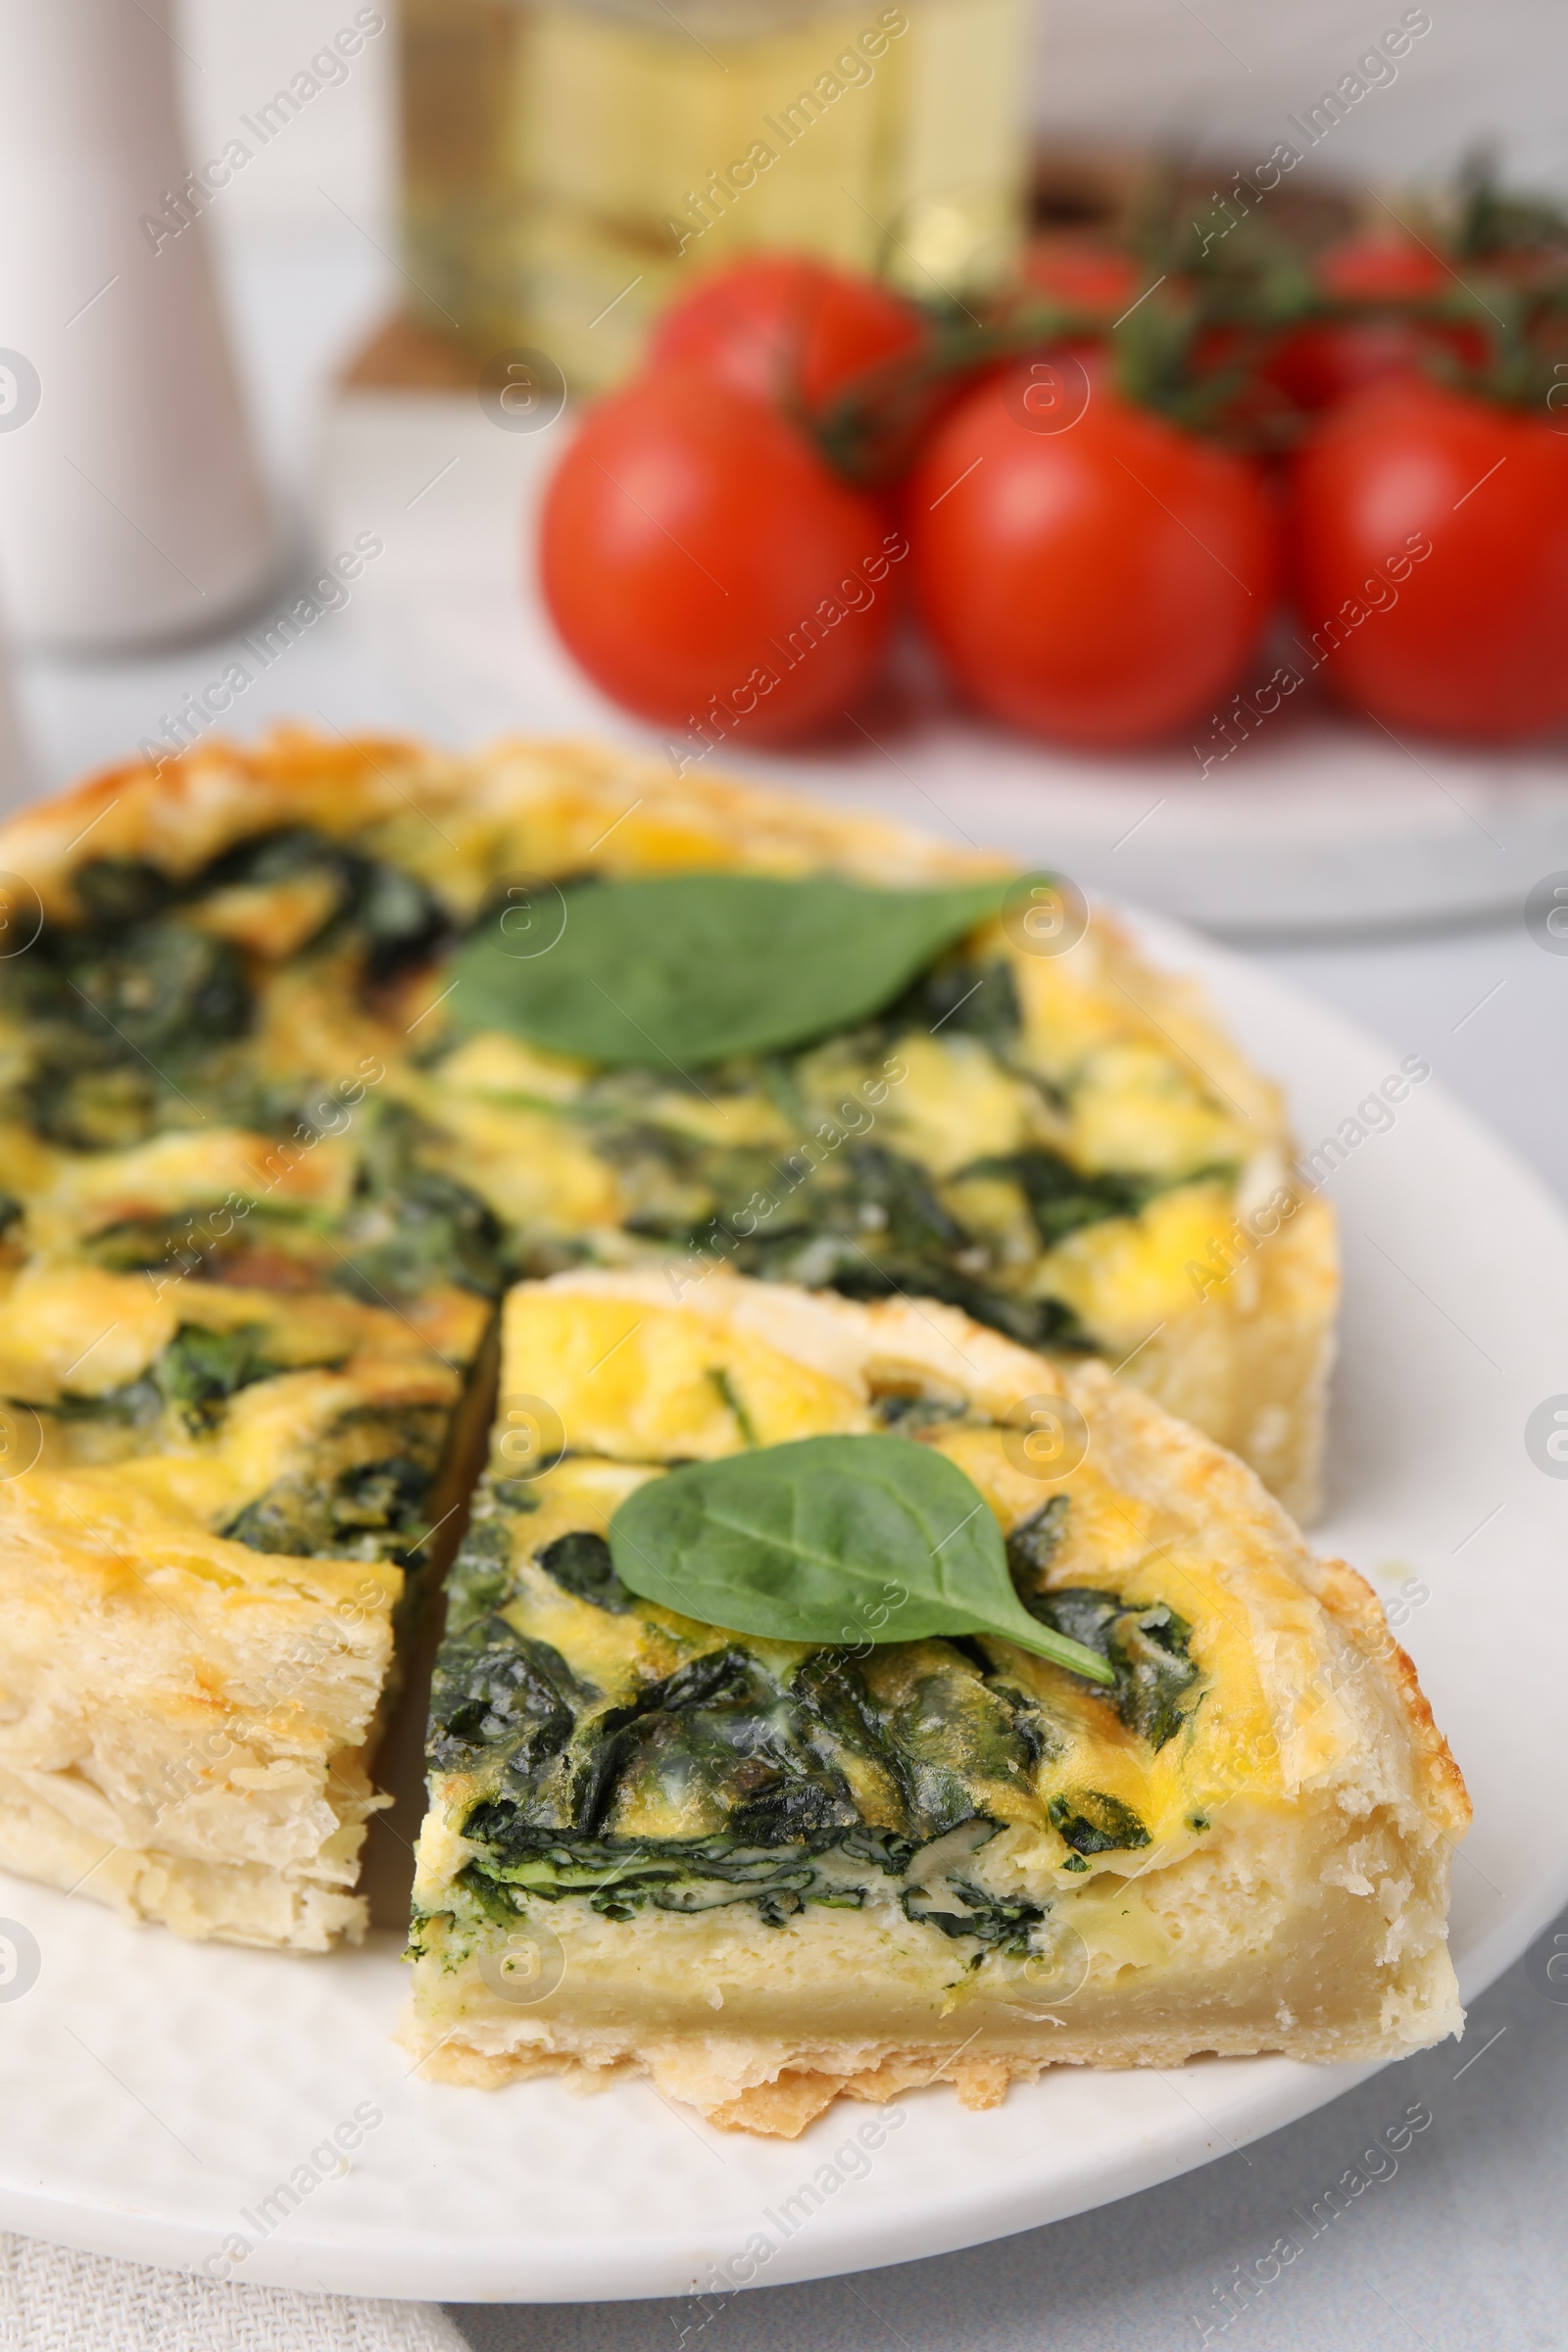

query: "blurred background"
left=173, top=0, right=1565, bottom=372
left=0, top=0, right=1562, bottom=934
left=167, top=0, right=1568, bottom=449
left=178, top=0, right=1564, bottom=276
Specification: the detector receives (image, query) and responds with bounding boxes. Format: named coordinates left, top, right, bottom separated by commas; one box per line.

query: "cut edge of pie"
left=0, top=1281, right=493, bottom=1951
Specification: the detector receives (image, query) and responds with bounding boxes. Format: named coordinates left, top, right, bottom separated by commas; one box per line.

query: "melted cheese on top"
left=23, top=1130, right=357, bottom=1253
left=0, top=1264, right=478, bottom=1402
left=500, top=1292, right=872, bottom=1462
left=1032, top=1181, right=1241, bottom=1343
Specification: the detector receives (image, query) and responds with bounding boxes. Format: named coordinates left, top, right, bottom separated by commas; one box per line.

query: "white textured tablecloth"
left=0, top=2232, right=466, bottom=2351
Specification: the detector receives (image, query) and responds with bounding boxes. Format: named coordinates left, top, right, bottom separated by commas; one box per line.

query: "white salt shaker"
left=0, top=0, right=273, bottom=651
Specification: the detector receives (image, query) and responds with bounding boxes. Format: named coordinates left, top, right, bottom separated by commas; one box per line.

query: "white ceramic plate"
left=1, top=903, right=1565, bottom=2304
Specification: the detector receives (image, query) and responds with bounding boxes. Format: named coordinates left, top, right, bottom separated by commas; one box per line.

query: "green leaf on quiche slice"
left=608, top=1433, right=1116, bottom=1685
left=445, top=870, right=1027, bottom=1069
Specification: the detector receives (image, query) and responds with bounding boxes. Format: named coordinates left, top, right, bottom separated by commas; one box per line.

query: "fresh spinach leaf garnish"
left=447, top=871, right=1016, bottom=1069
left=608, top=1435, right=1116, bottom=1685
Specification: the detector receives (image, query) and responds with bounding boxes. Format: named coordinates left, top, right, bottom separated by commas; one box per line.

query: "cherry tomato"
left=1019, top=233, right=1143, bottom=323
left=645, top=255, right=925, bottom=416
left=1288, top=377, right=1568, bottom=742
left=540, top=369, right=898, bottom=743
left=1004, top=238, right=1143, bottom=430
left=1265, top=232, right=1487, bottom=413
left=908, top=368, right=1278, bottom=749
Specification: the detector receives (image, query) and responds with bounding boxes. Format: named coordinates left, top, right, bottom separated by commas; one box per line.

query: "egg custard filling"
left=0, top=730, right=1347, bottom=1963
left=402, top=1271, right=1466, bottom=2137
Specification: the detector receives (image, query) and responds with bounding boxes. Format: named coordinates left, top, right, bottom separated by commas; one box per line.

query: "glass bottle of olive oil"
left=400, top=0, right=1031, bottom=390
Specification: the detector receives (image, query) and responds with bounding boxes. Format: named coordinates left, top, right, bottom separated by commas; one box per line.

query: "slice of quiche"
left=0, top=727, right=1338, bottom=1522
left=402, top=1271, right=1467, bottom=2136
left=0, top=1266, right=489, bottom=1948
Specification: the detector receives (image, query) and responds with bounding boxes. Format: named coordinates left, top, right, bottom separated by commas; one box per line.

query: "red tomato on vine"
left=1265, top=232, right=1488, bottom=414
left=908, top=366, right=1279, bottom=748
left=540, top=369, right=900, bottom=744
left=1289, top=377, right=1568, bottom=741
left=1019, top=233, right=1144, bottom=324
left=646, top=255, right=925, bottom=416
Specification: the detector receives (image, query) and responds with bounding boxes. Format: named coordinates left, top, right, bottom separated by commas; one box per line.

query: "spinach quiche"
left=0, top=725, right=1337, bottom=1494
left=0, top=725, right=1340, bottom=1952
left=404, top=1270, right=1467, bottom=2136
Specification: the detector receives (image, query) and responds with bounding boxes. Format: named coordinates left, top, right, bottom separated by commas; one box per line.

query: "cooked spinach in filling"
left=3, top=907, right=252, bottom=1152
left=36, top=1322, right=291, bottom=1432
left=2, top=822, right=1240, bottom=1740
left=1, top=828, right=1241, bottom=1369
left=500, top=955, right=1206, bottom=1353
left=419, top=1477, right=1200, bottom=1951
left=334, top=1105, right=510, bottom=1304
left=223, top=1403, right=449, bottom=1567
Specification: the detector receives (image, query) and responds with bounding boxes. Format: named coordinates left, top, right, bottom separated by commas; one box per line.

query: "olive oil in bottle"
left=400, top=0, right=1030, bottom=388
